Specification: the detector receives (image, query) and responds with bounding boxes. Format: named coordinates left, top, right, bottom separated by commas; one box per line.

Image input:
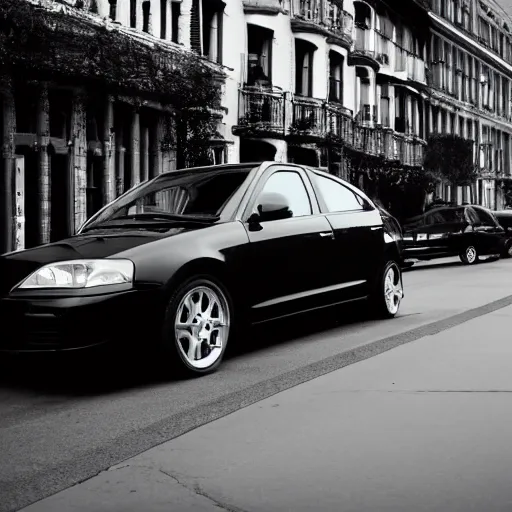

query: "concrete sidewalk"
left=21, top=305, right=512, bottom=512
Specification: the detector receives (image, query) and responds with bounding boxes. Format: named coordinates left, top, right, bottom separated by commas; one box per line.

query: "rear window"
left=426, top=208, right=465, bottom=225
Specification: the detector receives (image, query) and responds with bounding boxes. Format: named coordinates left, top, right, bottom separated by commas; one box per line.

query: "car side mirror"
left=250, top=192, right=293, bottom=224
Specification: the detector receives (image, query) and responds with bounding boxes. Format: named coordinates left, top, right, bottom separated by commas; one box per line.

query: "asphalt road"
left=2, top=256, right=512, bottom=512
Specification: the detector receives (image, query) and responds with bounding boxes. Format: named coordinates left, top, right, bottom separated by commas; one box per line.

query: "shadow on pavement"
left=402, top=260, right=463, bottom=273
left=0, top=303, right=372, bottom=397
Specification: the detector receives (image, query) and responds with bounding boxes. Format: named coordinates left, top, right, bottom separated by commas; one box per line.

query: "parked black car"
left=402, top=204, right=506, bottom=266
left=492, top=210, right=512, bottom=257
left=0, top=162, right=404, bottom=375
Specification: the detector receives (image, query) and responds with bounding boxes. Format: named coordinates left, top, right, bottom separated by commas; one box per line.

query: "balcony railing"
left=235, top=87, right=425, bottom=167
left=324, top=5, right=353, bottom=44
left=291, top=0, right=353, bottom=44
left=326, top=102, right=353, bottom=141
left=290, top=96, right=326, bottom=138
left=353, top=27, right=375, bottom=59
left=237, top=86, right=285, bottom=136
left=293, top=0, right=321, bottom=23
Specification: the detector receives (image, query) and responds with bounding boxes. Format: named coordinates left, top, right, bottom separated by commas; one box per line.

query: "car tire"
left=369, top=260, right=403, bottom=319
left=459, top=245, right=479, bottom=265
left=502, top=240, right=512, bottom=258
left=161, top=276, right=233, bottom=376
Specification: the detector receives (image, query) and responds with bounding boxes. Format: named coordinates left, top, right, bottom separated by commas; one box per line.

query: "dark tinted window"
left=257, top=171, right=312, bottom=217
left=314, top=174, right=365, bottom=212
left=425, top=208, right=465, bottom=225
left=472, top=207, right=498, bottom=226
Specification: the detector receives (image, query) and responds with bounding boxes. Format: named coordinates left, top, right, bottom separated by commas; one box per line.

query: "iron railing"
left=237, top=86, right=285, bottom=136
left=291, top=96, right=326, bottom=137
left=235, top=87, right=426, bottom=167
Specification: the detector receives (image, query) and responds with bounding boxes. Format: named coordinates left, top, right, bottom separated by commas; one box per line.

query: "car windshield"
left=83, top=169, right=252, bottom=231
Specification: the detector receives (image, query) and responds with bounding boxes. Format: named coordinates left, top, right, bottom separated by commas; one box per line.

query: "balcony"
left=353, top=124, right=379, bottom=156
left=234, top=87, right=426, bottom=168
left=234, top=86, right=285, bottom=137
left=349, top=25, right=380, bottom=71
left=391, top=133, right=425, bottom=167
left=291, top=0, right=354, bottom=49
left=325, top=102, right=353, bottom=142
left=242, top=0, right=286, bottom=15
left=289, top=96, right=326, bottom=140
left=324, top=6, right=354, bottom=47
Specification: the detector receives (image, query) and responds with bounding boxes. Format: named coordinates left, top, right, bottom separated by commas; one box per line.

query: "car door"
left=241, top=166, right=337, bottom=323
left=424, top=208, right=468, bottom=257
left=470, top=206, right=506, bottom=255
left=307, top=171, right=384, bottom=301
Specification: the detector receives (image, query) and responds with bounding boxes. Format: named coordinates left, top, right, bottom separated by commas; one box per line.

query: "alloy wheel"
left=174, top=284, right=230, bottom=370
left=383, top=264, right=403, bottom=316
left=465, top=245, right=477, bottom=264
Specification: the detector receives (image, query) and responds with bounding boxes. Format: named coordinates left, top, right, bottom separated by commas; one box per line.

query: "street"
left=2, top=256, right=512, bottom=512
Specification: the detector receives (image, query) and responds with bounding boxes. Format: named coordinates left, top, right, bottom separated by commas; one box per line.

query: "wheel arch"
left=383, top=241, right=402, bottom=266
left=162, top=257, right=243, bottom=310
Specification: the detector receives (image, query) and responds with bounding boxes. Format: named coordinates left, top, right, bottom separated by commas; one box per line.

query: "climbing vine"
left=0, top=0, right=224, bottom=167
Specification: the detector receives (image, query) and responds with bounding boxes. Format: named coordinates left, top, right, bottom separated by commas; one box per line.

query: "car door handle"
left=319, top=232, right=334, bottom=239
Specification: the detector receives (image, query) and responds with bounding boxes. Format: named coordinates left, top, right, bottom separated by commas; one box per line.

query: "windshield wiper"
left=114, top=213, right=220, bottom=222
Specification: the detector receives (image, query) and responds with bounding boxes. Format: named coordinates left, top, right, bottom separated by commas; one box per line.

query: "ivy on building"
left=0, top=0, right=224, bottom=167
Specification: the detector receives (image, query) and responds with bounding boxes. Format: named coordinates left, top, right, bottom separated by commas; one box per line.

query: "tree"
left=424, top=134, right=478, bottom=204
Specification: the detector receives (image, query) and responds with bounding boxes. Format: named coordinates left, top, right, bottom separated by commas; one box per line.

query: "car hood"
left=0, top=227, right=187, bottom=294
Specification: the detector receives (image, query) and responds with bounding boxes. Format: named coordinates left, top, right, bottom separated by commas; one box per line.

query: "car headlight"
left=14, top=259, right=135, bottom=290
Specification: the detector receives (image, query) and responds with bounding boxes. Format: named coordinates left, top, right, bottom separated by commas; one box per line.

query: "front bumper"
left=0, top=288, right=162, bottom=352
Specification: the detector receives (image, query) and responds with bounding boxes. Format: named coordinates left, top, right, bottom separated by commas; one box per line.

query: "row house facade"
left=4, top=0, right=512, bottom=255
left=231, top=0, right=430, bottom=199
left=427, top=0, right=512, bottom=209
left=0, top=0, right=234, bottom=254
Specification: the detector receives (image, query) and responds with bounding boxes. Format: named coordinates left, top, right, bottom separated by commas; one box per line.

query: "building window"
left=190, top=0, right=224, bottom=63
left=394, top=88, right=405, bottom=133
left=380, top=84, right=390, bottom=127
left=160, top=0, right=167, bottom=39
left=356, top=67, right=371, bottom=122
left=142, top=1, right=151, bottom=33
left=328, top=51, right=343, bottom=103
left=171, top=1, right=180, bottom=43
left=130, top=0, right=136, bottom=28
left=295, top=39, right=316, bottom=97
left=202, top=0, right=224, bottom=64
left=108, top=0, right=117, bottom=21
left=247, top=24, right=273, bottom=85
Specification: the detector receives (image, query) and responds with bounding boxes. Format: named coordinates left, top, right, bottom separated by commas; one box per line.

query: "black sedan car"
left=492, top=210, right=512, bottom=258
left=402, top=204, right=506, bottom=266
left=0, top=162, right=404, bottom=375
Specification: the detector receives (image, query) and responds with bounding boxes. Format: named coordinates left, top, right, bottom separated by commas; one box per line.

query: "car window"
left=313, top=174, right=365, bottom=213
left=465, top=207, right=480, bottom=224
left=425, top=208, right=465, bottom=225
left=472, top=207, right=497, bottom=226
left=256, top=171, right=312, bottom=217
